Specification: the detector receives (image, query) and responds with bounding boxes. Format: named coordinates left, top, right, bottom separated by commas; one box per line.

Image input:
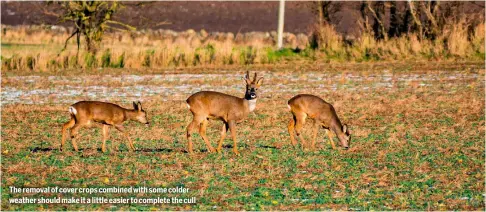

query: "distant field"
left=1, top=62, right=484, bottom=210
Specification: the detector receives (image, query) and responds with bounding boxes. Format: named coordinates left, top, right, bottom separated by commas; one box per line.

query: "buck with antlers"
left=61, top=101, right=149, bottom=152
left=186, top=71, right=263, bottom=155
left=287, top=94, right=351, bottom=150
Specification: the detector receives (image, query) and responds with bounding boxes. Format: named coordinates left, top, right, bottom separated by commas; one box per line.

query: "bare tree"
left=310, top=1, right=341, bottom=25
left=366, top=1, right=388, bottom=40
left=49, top=1, right=135, bottom=56
left=311, top=1, right=483, bottom=45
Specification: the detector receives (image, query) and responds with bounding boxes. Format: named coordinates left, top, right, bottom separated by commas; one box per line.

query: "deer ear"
left=133, top=101, right=138, bottom=110
left=256, top=77, right=264, bottom=86
left=137, top=101, right=142, bottom=111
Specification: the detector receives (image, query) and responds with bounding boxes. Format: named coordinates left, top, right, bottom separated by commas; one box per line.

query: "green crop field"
left=1, top=61, right=484, bottom=210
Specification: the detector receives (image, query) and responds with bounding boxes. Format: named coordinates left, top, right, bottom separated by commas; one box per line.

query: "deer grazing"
left=61, top=101, right=149, bottom=152
left=287, top=94, right=350, bottom=150
left=186, top=71, right=263, bottom=155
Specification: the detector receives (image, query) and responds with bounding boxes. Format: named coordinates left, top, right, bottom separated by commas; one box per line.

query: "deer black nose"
left=344, top=146, right=349, bottom=150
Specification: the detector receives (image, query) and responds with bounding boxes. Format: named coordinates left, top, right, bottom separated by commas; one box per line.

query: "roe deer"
left=61, top=101, right=149, bottom=152
left=287, top=94, right=350, bottom=150
left=186, top=71, right=263, bottom=155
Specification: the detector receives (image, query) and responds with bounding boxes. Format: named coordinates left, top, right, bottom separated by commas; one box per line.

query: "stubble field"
left=1, top=61, right=485, bottom=210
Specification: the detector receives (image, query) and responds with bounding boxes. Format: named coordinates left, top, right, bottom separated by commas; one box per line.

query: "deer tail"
left=69, top=106, right=77, bottom=115
left=68, top=106, right=78, bottom=123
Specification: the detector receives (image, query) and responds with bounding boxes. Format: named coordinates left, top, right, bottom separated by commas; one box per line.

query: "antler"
left=253, top=72, right=258, bottom=82
left=243, top=71, right=252, bottom=84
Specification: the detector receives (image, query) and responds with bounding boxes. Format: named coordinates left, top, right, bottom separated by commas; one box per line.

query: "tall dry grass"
left=1, top=22, right=484, bottom=71
left=313, top=19, right=485, bottom=61
left=2, top=26, right=282, bottom=71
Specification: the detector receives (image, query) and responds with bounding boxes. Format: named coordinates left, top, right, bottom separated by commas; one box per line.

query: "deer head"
left=242, top=71, right=263, bottom=100
left=132, top=101, right=149, bottom=126
left=337, top=124, right=351, bottom=149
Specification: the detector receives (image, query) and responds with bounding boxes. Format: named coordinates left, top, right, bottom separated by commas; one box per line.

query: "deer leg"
left=294, top=113, right=307, bottom=149
left=103, top=122, right=116, bottom=152
left=288, top=117, right=297, bottom=147
left=105, top=126, right=117, bottom=152
left=61, top=117, right=75, bottom=151
left=186, top=115, right=205, bottom=154
left=186, top=119, right=197, bottom=154
left=115, top=125, right=135, bottom=152
left=228, top=120, right=239, bottom=155
left=199, top=118, right=216, bottom=153
left=109, top=132, right=118, bottom=152
left=216, top=122, right=229, bottom=153
left=101, top=124, right=109, bottom=153
left=326, top=129, right=336, bottom=149
left=311, top=121, right=319, bottom=150
left=70, top=124, right=81, bottom=152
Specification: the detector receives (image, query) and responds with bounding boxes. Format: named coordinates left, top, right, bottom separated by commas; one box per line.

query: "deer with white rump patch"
left=287, top=94, right=351, bottom=150
left=61, top=101, right=149, bottom=152
left=186, top=71, right=263, bottom=155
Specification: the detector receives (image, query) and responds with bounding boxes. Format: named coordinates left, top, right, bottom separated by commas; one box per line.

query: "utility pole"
left=277, top=0, right=285, bottom=49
